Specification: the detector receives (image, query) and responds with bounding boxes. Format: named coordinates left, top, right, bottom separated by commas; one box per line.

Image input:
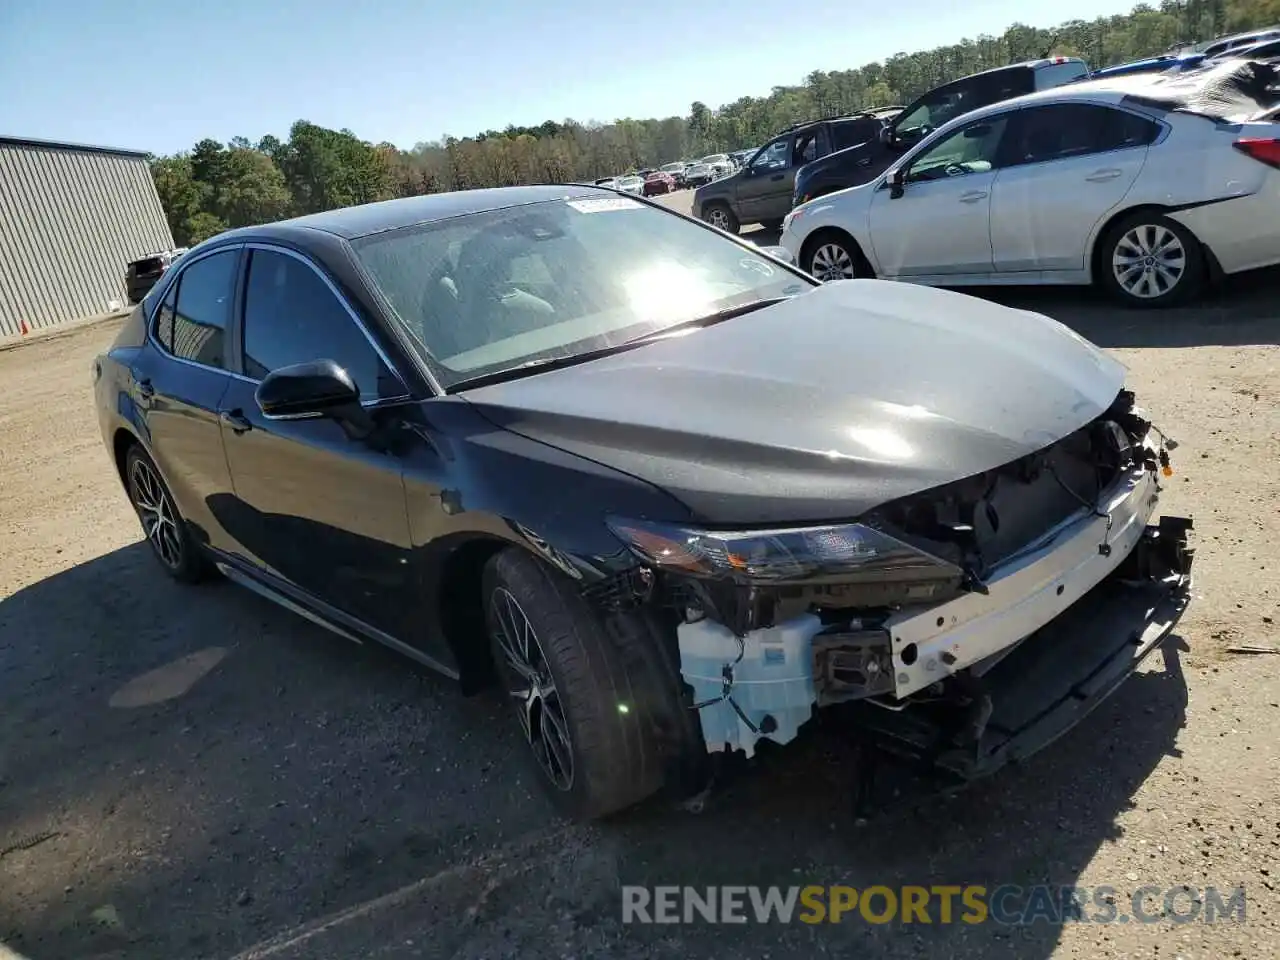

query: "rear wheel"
left=803, top=229, right=871, bottom=281
left=1099, top=212, right=1205, bottom=308
left=483, top=549, right=666, bottom=821
left=124, top=445, right=208, bottom=583
left=702, top=202, right=740, bottom=235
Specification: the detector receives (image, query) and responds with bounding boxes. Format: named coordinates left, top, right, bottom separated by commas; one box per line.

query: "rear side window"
left=153, top=249, right=238, bottom=368
left=830, top=118, right=883, bottom=149
left=241, top=249, right=401, bottom=400
left=1034, top=60, right=1091, bottom=89
left=894, top=71, right=1030, bottom=144
left=1005, top=104, right=1159, bottom=166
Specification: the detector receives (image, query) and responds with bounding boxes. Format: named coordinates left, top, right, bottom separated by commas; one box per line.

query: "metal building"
left=0, top=135, right=174, bottom=338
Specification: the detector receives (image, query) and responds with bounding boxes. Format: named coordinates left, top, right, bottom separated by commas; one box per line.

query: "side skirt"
left=211, top=553, right=460, bottom=680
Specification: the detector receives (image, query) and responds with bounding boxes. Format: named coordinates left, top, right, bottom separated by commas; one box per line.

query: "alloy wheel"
left=706, top=207, right=731, bottom=230
left=130, top=457, right=183, bottom=570
left=490, top=587, right=574, bottom=791
left=1111, top=224, right=1186, bottom=300
left=810, top=242, right=856, bottom=281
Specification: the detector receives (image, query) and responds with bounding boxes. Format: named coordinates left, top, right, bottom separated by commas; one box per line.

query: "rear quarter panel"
left=1107, top=115, right=1274, bottom=273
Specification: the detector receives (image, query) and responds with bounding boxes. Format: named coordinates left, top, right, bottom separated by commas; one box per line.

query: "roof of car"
left=254, top=184, right=608, bottom=241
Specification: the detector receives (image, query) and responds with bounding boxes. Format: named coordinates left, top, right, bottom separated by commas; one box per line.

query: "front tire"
left=483, top=549, right=665, bottom=821
left=1099, top=212, right=1205, bottom=308
left=124, top=445, right=208, bottom=584
left=701, top=202, right=740, bottom=235
left=803, top=229, right=871, bottom=281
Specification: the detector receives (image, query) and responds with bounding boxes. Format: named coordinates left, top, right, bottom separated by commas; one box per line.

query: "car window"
left=793, top=130, right=821, bottom=165
left=351, top=197, right=811, bottom=387
left=751, top=139, right=790, bottom=172
left=894, top=83, right=978, bottom=144
left=240, top=249, right=402, bottom=401
left=830, top=119, right=882, bottom=150
left=153, top=280, right=177, bottom=350
left=1005, top=104, right=1158, bottom=166
left=904, top=115, right=1010, bottom=182
left=1034, top=61, right=1089, bottom=88
left=167, top=249, right=238, bottom=368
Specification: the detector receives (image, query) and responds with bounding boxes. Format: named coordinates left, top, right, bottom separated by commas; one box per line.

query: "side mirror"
left=255, top=359, right=360, bottom=420
left=886, top=168, right=906, bottom=200
left=878, top=125, right=892, bottom=145
left=759, top=245, right=795, bottom=265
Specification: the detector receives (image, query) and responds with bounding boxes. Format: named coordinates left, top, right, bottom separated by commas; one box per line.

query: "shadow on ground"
left=1, top=538, right=1190, bottom=960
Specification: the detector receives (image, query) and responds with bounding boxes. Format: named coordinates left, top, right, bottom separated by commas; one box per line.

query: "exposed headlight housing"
left=606, top=517, right=962, bottom=585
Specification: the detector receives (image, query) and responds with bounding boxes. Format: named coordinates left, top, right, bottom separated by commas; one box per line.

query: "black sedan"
left=94, top=185, right=1192, bottom=822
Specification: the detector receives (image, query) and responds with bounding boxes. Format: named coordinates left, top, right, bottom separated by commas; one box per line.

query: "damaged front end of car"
left=590, top=388, right=1194, bottom=783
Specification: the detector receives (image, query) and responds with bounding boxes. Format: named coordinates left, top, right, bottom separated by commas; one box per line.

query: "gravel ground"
left=1, top=261, right=1278, bottom=960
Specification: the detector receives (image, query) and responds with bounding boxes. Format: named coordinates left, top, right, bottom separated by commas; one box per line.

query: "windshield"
left=660, top=162, right=684, bottom=172
left=701, top=154, right=728, bottom=163
left=352, top=196, right=811, bottom=388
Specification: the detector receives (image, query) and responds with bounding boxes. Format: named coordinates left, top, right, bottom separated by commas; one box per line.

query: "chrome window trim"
left=145, top=243, right=244, bottom=376
left=241, top=242, right=412, bottom=406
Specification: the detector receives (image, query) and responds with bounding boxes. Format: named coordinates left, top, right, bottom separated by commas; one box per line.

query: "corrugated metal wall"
left=0, top=141, right=174, bottom=337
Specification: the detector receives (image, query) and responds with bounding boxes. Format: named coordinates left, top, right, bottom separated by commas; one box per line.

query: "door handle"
left=1085, top=168, right=1122, bottom=182
left=136, top=377, right=155, bottom=400
left=220, top=410, right=253, bottom=435
left=959, top=190, right=988, bottom=203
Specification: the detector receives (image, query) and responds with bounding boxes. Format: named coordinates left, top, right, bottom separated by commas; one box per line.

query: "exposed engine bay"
left=588, top=389, right=1194, bottom=777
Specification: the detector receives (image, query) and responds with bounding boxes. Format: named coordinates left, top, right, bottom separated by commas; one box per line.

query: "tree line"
left=152, top=0, right=1276, bottom=247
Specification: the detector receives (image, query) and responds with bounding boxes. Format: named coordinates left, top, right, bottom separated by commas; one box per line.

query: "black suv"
left=792, top=57, right=1089, bottom=207
left=125, top=248, right=187, bottom=304
left=692, top=113, right=891, bottom=234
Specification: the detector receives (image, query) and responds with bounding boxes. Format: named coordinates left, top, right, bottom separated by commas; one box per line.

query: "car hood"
left=461, top=280, right=1126, bottom=526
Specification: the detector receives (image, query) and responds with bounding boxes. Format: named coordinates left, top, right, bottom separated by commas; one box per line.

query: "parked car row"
left=778, top=59, right=1280, bottom=308
left=680, top=48, right=1279, bottom=309
left=693, top=57, right=1091, bottom=235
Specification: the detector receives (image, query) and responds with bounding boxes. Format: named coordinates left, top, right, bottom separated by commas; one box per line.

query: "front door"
left=737, top=135, right=796, bottom=223
left=216, top=245, right=416, bottom=639
left=134, top=246, right=242, bottom=555
left=868, top=115, right=1011, bottom=277
left=990, top=103, right=1155, bottom=273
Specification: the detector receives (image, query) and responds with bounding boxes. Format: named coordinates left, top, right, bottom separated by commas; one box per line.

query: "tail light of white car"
left=1232, top=136, right=1280, bottom=168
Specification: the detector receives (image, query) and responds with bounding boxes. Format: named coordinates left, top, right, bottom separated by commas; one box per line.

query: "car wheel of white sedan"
left=804, top=229, right=870, bottom=282
left=1100, top=212, right=1205, bottom=308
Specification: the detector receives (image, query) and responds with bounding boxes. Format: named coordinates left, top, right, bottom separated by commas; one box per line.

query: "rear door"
left=216, top=244, right=417, bottom=638
left=989, top=103, right=1157, bottom=273
left=132, top=246, right=243, bottom=554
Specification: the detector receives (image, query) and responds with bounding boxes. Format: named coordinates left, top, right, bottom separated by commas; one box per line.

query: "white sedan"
left=615, top=175, right=646, bottom=196
left=781, top=62, right=1280, bottom=307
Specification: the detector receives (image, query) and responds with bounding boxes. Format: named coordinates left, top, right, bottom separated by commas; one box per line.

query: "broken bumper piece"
left=677, top=511, right=1193, bottom=769
left=856, top=516, right=1192, bottom=779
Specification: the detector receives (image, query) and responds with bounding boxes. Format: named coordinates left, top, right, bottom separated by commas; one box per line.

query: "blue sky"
left=1, top=0, right=1137, bottom=156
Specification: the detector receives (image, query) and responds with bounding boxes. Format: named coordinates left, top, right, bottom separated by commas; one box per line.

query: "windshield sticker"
left=567, top=197, right=643, bottom=213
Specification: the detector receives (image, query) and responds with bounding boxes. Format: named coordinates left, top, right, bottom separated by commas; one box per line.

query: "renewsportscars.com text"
left=621, top=884, right=1248, bottom=926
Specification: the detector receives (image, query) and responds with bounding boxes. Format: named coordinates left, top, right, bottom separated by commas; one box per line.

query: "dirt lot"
left=1, top=262, right=1278, bottom=959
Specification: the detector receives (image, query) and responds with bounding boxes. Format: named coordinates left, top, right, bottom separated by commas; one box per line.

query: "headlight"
left=606, top=517, right=962, bottom=584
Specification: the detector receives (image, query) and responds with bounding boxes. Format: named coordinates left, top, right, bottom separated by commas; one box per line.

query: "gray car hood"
left=462, top=280, right=1126, bottom=525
